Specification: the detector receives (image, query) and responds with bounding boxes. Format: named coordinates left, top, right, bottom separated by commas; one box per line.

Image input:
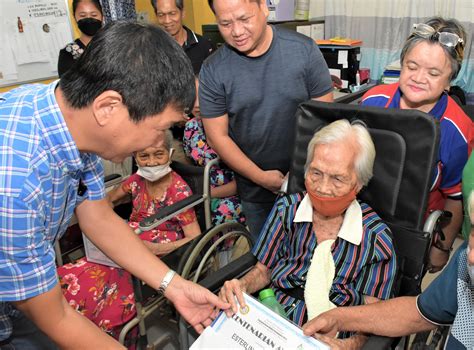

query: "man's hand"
left=218, top=279, right=247, bottom=317
left=314, top=333, right=367, bottom=350
left=258, top=170, right=285, bottom=193
left=165, top=277, right=230, bottom=334
left=302, top=310, right=340, bottom=338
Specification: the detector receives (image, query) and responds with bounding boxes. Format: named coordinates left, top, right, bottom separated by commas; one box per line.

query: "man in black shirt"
left=152, top=0, right=216, bottom=74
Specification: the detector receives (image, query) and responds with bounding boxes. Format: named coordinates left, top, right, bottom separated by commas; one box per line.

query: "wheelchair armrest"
left=198, top=252, right=258, bottom=293
left=137, top=194, right=204, bottom=232
left=362, top=335, right=397, bottom=350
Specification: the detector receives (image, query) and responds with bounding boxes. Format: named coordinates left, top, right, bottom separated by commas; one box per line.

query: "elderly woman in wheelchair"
left=218, top=119, right=397, bottom=348
left=57, top=131, right=201, bottom=346
left=360, top=17, right=472, bottom=273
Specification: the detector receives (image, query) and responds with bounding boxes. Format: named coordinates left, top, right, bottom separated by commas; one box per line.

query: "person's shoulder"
left=273, top=25, right=316, bottom=49
left=361, top=83, right=398, bottom=105
left=360, top=201, right=391, bottom=233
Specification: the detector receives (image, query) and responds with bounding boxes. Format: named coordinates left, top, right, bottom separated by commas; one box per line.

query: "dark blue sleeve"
left=416, top=242, right=466, bottom=325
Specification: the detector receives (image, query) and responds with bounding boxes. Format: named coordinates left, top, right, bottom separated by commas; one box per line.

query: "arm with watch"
left=76, top=198, right=230, bottom=333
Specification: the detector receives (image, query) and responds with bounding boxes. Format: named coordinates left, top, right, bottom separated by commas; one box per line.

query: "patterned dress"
left=183, top=117, right=245, bottom=226
left=57, top=171, right=197, bottom=347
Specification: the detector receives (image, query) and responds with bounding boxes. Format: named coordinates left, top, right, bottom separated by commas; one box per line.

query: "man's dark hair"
left=151, top=0, right=184, bottom=14
left=207, top=0, right=261, bottom=13
left=59, top=22, right=195, bottom=122
left=72, top=0, right=103, bottom=16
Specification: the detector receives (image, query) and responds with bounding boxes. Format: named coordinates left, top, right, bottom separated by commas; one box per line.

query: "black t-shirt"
left=183, top=26, right=216, bottom=74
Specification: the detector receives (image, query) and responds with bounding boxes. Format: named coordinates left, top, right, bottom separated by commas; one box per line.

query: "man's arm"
left=302, top=296, right=436, bottom=338
left=76, top=198, right=229, bottom=333
left=202, top=115, right=284, bottom=193
left=312, top=91, right=334, bottom=102
left=14, top=284, right=124, bottom=349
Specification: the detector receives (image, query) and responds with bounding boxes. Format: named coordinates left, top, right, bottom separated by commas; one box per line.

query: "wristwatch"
left=158, top=269, right=176, bottom=295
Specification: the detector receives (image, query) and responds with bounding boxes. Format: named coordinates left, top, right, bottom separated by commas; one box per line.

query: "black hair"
left=72, top=0, right=103, bottom=16
left=151, top=0, right=184, bottom=14
left=59, top=22, right=195, bottom=123
left=208, top=0, right=261, bottom=13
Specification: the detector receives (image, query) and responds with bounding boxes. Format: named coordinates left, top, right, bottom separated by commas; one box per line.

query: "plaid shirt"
left=0, top=82, right=105, bottom=341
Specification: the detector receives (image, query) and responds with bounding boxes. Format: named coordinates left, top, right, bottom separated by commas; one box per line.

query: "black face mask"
left=77, top=18, right=102, bottom=37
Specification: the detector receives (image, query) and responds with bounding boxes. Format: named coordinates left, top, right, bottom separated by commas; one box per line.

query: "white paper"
left=296, top=25, right=312, bottom=38
left=337, top=50, right=348, bottom=69
left=329, top=68, right=341, bottom=78
left=191, top=293, right=330, bottom=350
left=310, top=23, right=325, bottom=41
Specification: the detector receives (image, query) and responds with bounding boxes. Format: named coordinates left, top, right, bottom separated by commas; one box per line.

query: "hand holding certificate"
left=191, top=293, right=329, bottom=349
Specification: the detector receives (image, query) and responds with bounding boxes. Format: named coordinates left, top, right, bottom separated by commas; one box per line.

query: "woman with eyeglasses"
left=360, top=17, right=473, bottom=273
left=57, top=0, right=103, bottom=77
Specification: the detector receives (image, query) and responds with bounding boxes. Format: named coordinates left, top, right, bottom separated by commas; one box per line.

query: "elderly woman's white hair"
left=304, top=119, right=376, bottom=187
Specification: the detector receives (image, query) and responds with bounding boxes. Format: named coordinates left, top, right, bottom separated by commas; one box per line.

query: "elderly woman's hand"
left=218, top=279, right=247, bottom=317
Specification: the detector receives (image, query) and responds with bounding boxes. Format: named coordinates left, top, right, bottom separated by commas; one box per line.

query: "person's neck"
left=399, top=95, right=437, bottom=114
left=246, top=24, right=273, bottom=57
left=174, top=27, right=187, bottom=46
left=79, top=34, right=93, bottom=46
left=55, top=87, right=100, bottom=154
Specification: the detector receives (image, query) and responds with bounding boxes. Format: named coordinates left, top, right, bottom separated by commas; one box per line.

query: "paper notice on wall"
left=311, top=23, right=325, bottom=41
left=337, top=50, right=348, bottom=68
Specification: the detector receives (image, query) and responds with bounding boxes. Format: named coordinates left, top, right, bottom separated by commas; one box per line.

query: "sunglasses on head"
left=412, top=23, right=464, bottom=49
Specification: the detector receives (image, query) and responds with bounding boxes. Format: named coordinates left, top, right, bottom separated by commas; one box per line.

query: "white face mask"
left=136, top=163, right=172, bottom=182
left=467, top=246, right=474, bottom=285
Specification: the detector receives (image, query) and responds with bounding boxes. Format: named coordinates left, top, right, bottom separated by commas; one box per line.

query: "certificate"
left=191, top=293, right=329, bottom=349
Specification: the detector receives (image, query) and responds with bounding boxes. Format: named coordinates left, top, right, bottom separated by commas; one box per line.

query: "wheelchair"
left=117, top=158, right=254, bottom=349
left=178, top=100, right=453, bottom=349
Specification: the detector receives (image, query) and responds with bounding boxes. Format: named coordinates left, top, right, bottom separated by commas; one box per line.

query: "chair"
left=288, top=100, right=441, bottom=349
left=120, top=159, right=254, bottom=349
left=181, top=100, right=443, bottom=349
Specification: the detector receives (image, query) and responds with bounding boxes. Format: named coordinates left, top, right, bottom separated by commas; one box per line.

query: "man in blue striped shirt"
left=0, top=22, right=228, bottom=349
left=219, top=120, right=397, bottom=348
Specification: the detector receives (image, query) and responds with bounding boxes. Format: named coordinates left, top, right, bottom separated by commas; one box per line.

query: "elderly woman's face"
left=305, top=141, right=359, bottom=198
left=135, top=145, right=170, bottom=167
left=399, top=41, right=452, bottom=113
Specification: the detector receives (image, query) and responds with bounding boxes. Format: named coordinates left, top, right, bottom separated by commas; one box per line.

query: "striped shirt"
left=0, top=82, right=105, bottom=341
left=253, top=192, right=397, bottom=329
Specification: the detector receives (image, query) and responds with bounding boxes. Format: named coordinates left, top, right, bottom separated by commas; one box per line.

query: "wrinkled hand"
left=302, top=311, right=340, bottom=338
left=218, top=279, right=247, bottom=317
left=427, top=245, right=450, bottom=273
left=259, top=170, right=285, bottom=193
left=166, top=277, right=230, bottom=334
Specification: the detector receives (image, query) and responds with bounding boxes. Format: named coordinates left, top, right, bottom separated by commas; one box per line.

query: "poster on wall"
left=0, top=0, right=73, bottom=87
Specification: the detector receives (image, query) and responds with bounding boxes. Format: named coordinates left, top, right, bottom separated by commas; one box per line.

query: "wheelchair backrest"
left=287, top=100, right=440, bottom=296
left=171, top=161, right=209, bottom=231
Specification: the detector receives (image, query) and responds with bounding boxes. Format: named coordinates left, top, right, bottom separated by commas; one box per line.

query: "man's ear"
left=91, top=91, right=124, bottom=127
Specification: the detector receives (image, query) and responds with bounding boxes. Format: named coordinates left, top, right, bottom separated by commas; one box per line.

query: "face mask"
left=77, top=18, right=102, bottom=37
left=305, top=179, right=357, bottom=217
left=467, top=246, right=474, bottom=285
left=136, top=163, right=172, bottom=182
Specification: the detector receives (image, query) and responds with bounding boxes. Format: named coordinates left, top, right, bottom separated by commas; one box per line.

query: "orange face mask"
left=305, top=179, right=357, bottom=217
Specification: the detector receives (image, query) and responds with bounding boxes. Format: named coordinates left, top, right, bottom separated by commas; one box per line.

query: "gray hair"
left=304, top=119, right=375, bottom=187
left=401, top=17, right=466, bottom=81
left=151, top=0, right=184, bottom=13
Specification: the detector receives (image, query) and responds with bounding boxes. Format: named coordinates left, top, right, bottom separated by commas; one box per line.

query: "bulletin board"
left=0, top=0, right=74, bottom=88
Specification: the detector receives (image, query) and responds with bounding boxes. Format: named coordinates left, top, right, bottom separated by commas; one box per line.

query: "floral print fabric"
left=57, top=171, right=196, bottom=347
left=183, top=117, right=245, bottom=227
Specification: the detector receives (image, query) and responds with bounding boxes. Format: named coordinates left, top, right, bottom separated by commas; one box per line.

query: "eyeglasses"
left=412, top=23, right=464, bottom=49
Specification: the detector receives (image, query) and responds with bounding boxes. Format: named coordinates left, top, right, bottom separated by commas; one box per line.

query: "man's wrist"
left=158, top=269, right=176, bottom=295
